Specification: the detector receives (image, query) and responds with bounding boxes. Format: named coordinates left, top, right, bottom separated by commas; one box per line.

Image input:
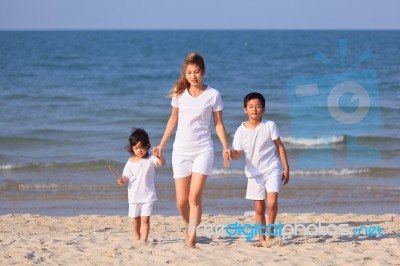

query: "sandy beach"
left=1, top=213, right=399, bottom=265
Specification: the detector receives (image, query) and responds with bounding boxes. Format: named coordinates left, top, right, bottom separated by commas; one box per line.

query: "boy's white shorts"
left=246, top=169, right=281, bottom=200
left=172, top=148, right=214, bottom=178
left=129, top=201, right=155, bottom=218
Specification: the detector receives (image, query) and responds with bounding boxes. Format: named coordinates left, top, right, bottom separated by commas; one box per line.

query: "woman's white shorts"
left=245, top=169, right=281, bottom=200
left=129, top=201, right=155, bottom=218
left=172, top=148, right=214, bottom=178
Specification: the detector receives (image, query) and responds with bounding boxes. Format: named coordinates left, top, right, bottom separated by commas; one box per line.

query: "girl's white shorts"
left=129, top=201, right=155, bottom=218
left=172, top=148, right=214, bottom=178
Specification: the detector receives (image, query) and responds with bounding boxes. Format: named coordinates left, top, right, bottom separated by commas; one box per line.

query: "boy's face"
left=244, top=98, right=265, bottom=120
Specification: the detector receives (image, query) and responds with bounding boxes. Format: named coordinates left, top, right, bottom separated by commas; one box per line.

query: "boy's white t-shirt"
left=171, top=86, right=224, bottom=151
left=232, top=119, right=282, bottom=178
left=122, top=155, right=159, bottom=203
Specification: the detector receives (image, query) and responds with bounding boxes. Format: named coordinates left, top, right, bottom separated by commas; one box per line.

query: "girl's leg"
left=266, top=192, right=278, bottom=239
left=174, top=176, right=191, bottom=242
left=187, top=173, right=207, bottom=248
left=133, top=217, right=141, bottom=241
left=254, top=200, right=267, bottom=244
left=140, top=216, right=150, bottom=242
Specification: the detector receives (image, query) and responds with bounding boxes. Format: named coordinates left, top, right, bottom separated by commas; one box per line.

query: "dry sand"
left=1, top=213, right=399, bottom=265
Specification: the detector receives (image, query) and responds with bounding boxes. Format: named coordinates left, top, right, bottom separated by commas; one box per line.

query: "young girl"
left=154, top=52, right=230, bottom=248
left=118, top=128, right=166, bottom=244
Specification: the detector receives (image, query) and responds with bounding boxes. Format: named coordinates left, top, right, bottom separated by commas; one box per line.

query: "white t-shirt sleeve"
left=232, top=127, right=243, bottom=151
left=212, top=90, right=224, bottom=112
left=151, top=155, right=160, bottom=167
left=268, top=121, right=280, bottom=141
left=122, top=161, right=132, bottom=179
left=171, top=96, right=178, bottom=107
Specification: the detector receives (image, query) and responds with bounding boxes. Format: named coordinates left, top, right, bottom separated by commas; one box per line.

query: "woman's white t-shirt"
left=232, top=120, right=282, bottom=178
left=171, top=86, right=224, bottom=151
left=122, top=155, right=159, bottom=203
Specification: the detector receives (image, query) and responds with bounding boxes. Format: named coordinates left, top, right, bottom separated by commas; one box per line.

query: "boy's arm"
left=273, top=137, right=290, bottom=185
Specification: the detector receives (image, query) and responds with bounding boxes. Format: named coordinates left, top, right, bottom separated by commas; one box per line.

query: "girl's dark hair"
left=167, top=52, right=206, bottom=98
left=127, top=128, right=151, bottom=157
left=244, top=92, right=265, bottom=108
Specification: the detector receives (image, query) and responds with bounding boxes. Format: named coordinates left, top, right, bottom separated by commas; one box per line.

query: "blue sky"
left=1, top=0, right=399, bottom=30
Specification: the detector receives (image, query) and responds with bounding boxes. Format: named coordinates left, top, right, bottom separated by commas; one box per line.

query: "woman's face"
left=185, top=63, right=205, bottom=88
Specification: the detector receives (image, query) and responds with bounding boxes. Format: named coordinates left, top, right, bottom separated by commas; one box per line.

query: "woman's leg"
left=187, top=173, right=207, bottom=248
left=174, top=176, right=191, bottom=242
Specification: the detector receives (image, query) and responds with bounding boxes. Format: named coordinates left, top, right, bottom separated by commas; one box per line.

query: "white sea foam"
left=211, top=168, right=245, bottom=176
left=281, top=135, right=345, bottom=146
left=291, top=168, right=371, bottom=176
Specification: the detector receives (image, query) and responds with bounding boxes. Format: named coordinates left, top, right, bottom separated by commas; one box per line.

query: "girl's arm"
left=154, top=107, right=179, bottom=152
left=118, top=176, right=129, bottom=186
left=152, top=148, right=166, bottom=166
left=273, top=137, right=290, bottom=185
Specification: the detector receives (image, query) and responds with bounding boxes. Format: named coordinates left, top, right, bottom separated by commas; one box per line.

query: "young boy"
left=226, top=92, right=289, bottom=247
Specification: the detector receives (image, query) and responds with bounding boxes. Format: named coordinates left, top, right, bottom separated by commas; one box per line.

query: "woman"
left=154, top=52, right=230, bottom=248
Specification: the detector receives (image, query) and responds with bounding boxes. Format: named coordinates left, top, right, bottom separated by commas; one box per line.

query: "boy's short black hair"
left=244, top=92, right=265, bottom=108
left=127, top=128, right=151, bottom=157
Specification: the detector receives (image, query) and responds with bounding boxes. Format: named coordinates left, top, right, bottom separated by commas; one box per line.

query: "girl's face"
left=244, top=98, right=265, bottom=120
left=185, top=63, right=204, bottom=88
left=132, top=141, right=149, bottom=158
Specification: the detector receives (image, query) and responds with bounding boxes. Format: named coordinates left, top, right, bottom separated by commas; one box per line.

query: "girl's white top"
left=171, top=85, right=224, bottom=151
left=122, top=155, right=159, bottom=203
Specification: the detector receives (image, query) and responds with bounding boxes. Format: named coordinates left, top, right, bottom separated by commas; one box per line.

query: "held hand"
left=281, top=169, right=290, bottom=185
left=152, top=147, right=161, bottom=158
left=222, top=148, right=232, bottom=168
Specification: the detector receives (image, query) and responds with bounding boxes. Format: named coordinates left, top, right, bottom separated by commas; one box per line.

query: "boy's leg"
left=254, top=200, right=266, bottom=244
left=140, top=216, right=150, bottom=242
left=133, top=217, right=141, bottom=241
left=266, top=192, right=278, bottom=239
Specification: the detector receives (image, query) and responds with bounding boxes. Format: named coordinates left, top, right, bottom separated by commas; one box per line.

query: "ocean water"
left=0, top=30, right=399, bottom=216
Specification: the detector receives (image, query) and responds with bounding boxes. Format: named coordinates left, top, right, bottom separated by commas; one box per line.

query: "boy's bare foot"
left=251, top=242, right=264, bottom=247
left=263, top=238, right=283, bottom=248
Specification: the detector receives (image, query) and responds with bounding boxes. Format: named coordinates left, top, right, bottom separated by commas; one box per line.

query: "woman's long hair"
left=167, top=52, right=205, bottom=98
